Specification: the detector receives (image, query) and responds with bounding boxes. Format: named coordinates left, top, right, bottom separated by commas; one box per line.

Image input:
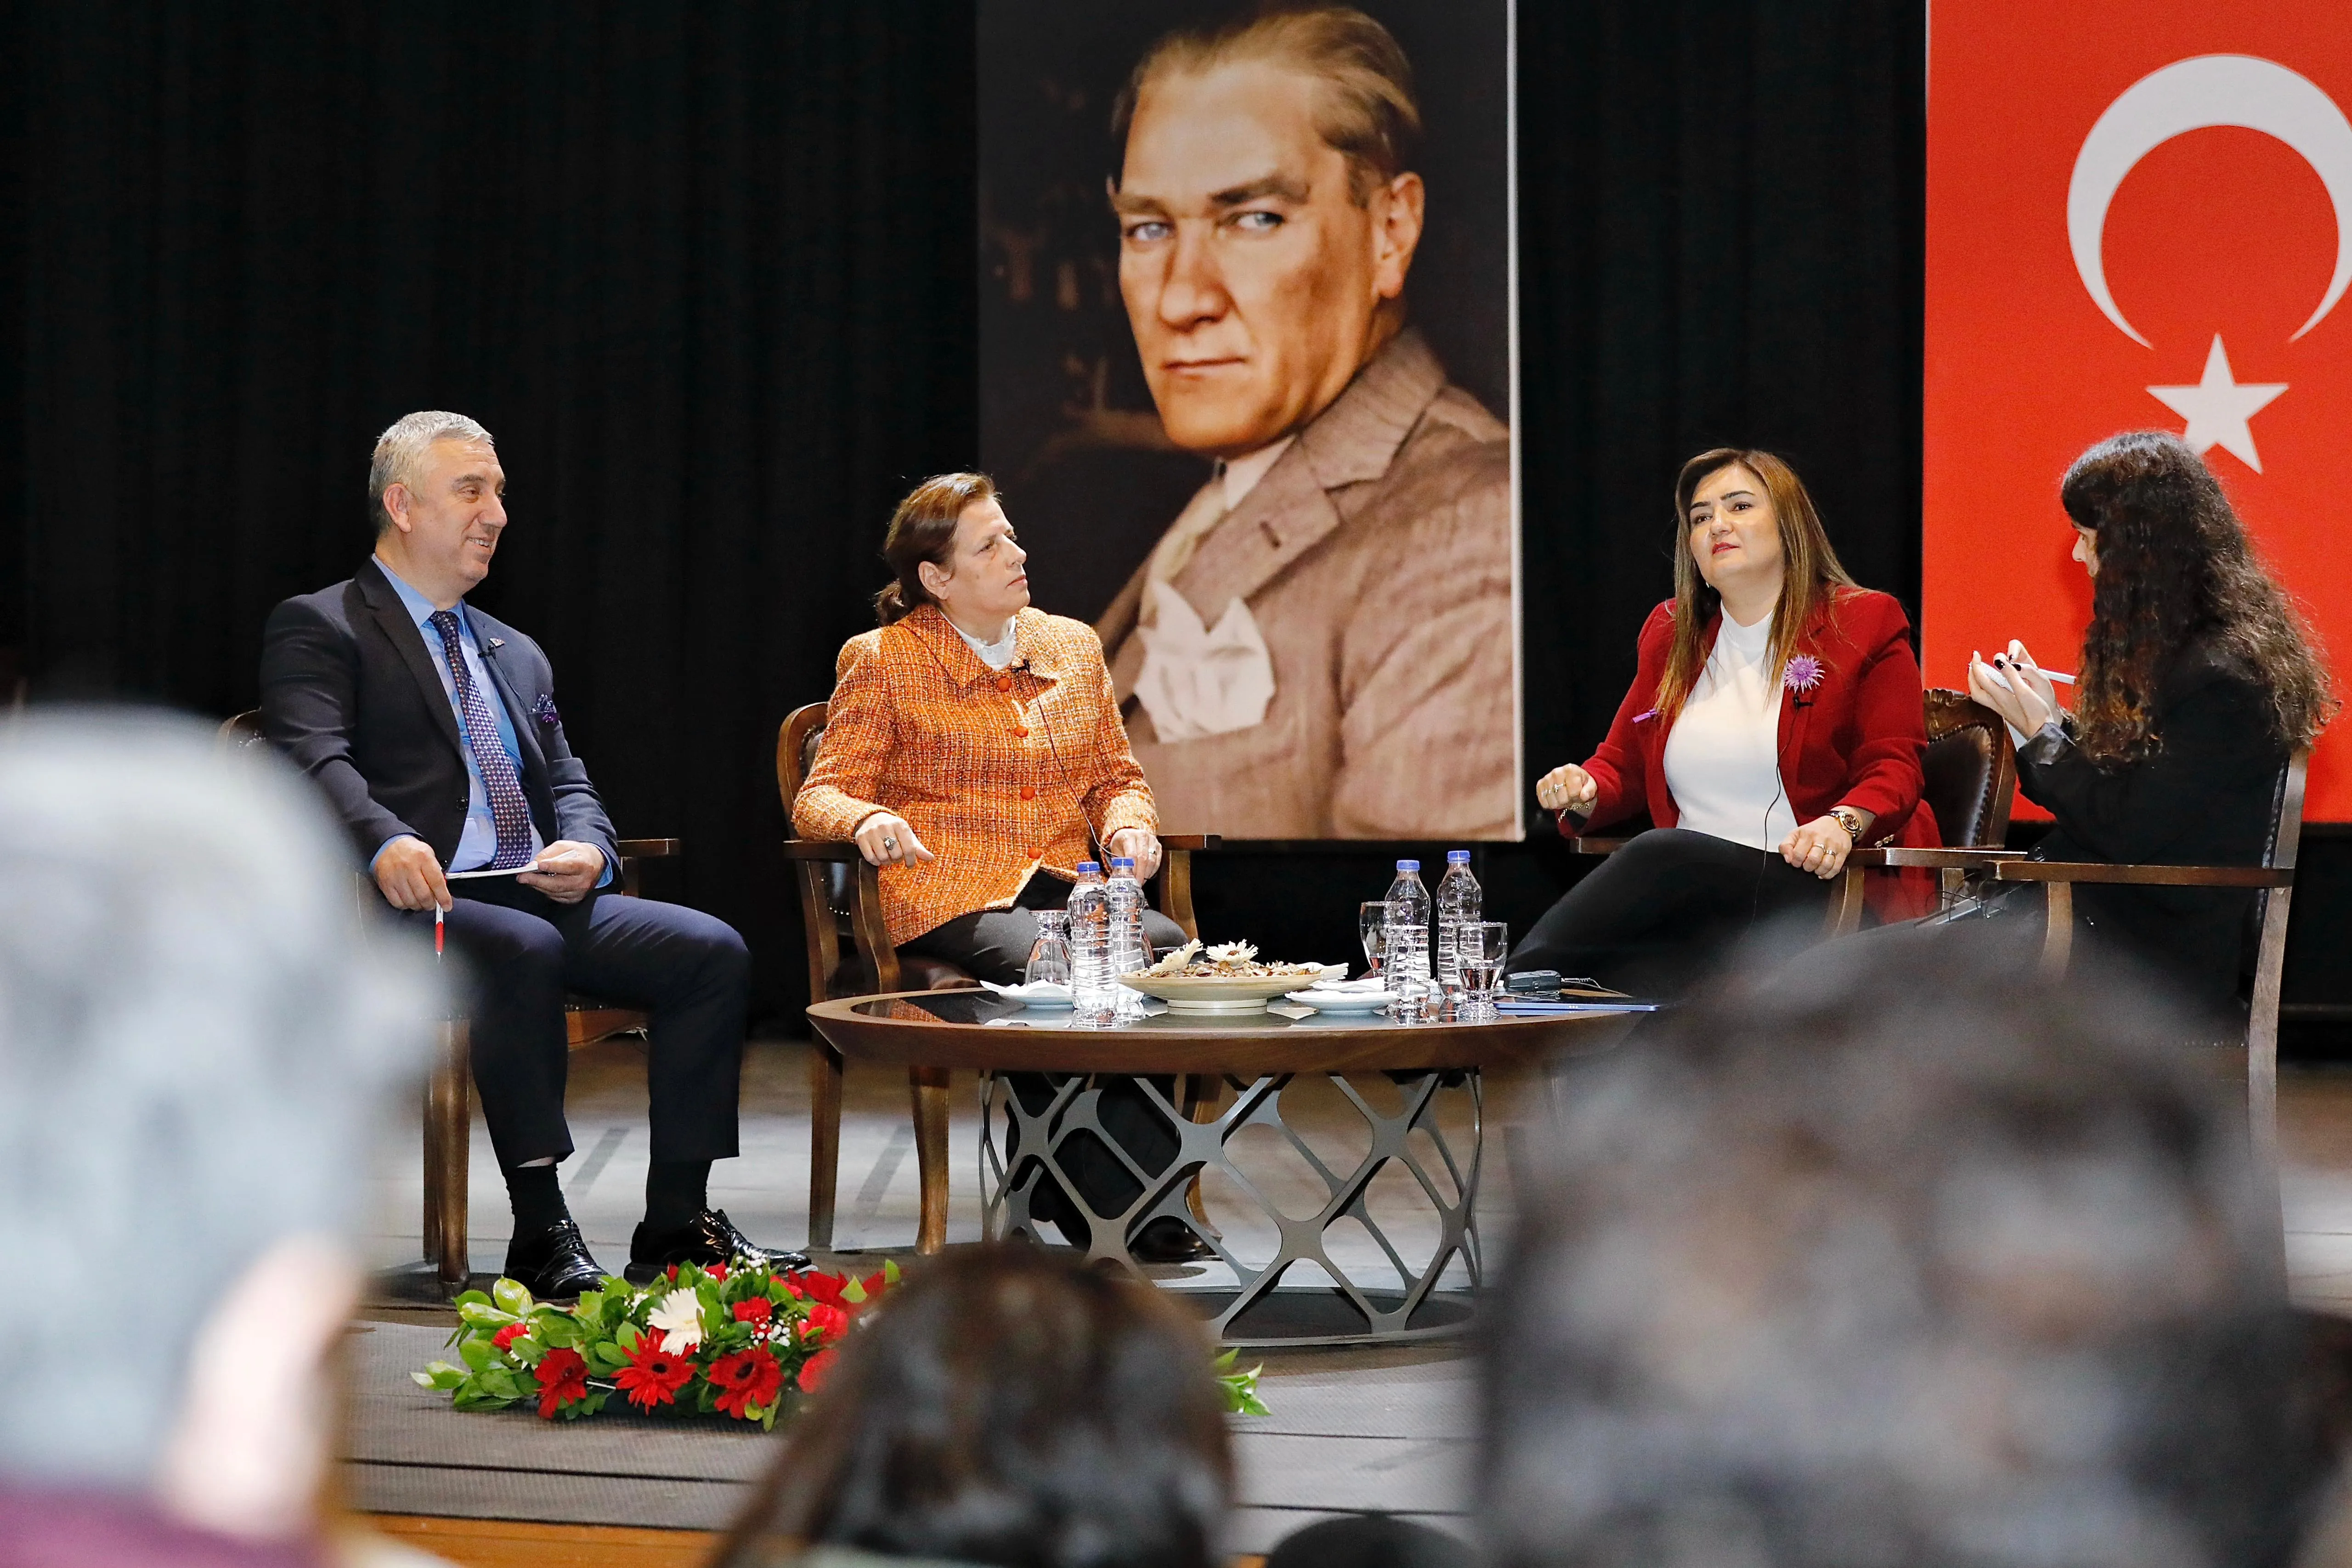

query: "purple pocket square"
left=532, top=694, right=561, bottom=728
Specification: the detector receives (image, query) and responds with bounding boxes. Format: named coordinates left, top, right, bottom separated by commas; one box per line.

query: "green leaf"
left=534, top=1315, right=581, bottom=1350
left=415, top=1360, right=468, bottom=1391
left=452, top=1289, right=494, bottom=1311
left=458, top=1337, right=497, bottom=1372
left=1213, top=1348, right=1238, bottom=1372
left=507, top=1336, right=545, bottom=1367
left=881, top=1258, right=902, bottom=1286
left=572, top=1288, right=605, bottom=1321
left=492, top=1278, right=535, bottom=1315
left=476, top=1368, right=525, bottom=1401
left=586, top=1342, right=630, bottom=1375
left=840, top=1277, right=868, bottom=1305
left=1219, top=1363, right=1270, bottom=1417
left=458, top=1300, right=520, bottom=1330
left=616, top=1320, right=642, bottom=1352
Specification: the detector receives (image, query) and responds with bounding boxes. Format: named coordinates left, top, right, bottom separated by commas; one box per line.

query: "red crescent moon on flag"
left=2068, top=53, right=2352, bottom=344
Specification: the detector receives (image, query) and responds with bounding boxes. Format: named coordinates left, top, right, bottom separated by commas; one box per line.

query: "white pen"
left=1973, top=651, right=2076, bottom=687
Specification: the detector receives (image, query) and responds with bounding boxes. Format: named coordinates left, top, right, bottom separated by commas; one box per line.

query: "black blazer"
left=2019, top=640, right=2288, bottom=1015
left=260, top=557, right=619, bottom=872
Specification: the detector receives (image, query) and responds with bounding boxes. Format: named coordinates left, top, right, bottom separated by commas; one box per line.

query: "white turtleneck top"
left=1661, top=609, right=1798, bottom=852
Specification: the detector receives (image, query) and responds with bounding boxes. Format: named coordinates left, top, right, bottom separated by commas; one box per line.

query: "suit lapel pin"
left=487, top=637, right=505, bottom=650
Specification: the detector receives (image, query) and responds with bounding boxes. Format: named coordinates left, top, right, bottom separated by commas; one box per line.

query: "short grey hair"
left=0, top=712, right=435, bottom=1486
left=368, top=410, right=495, bottom=534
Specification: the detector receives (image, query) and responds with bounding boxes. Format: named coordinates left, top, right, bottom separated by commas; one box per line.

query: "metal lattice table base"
left=981, top=1068, right=1482, bottom=1346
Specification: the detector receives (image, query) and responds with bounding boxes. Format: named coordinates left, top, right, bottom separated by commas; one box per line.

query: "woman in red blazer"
left=1515, top=449, right=1938, bottom=996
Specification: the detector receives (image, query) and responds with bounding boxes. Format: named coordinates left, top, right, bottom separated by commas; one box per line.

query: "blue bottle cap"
left=1447, top=849, right=1472, bottom=863
left=1076, top=861, right=1101, bottom=875
left=1110, top=857, right=1135, bottom=869
left=1396, top=858, right=1419, bottom=871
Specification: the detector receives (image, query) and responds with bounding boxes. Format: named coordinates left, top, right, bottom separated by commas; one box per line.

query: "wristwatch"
left=1828, top=805, right=1867, bottom=843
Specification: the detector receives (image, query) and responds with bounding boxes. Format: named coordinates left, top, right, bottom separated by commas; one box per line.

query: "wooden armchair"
left=1573, top=688, right=2023, bottom=933
left=777, top=700, right=1214, bottom=1253
left=220, top=709, right=680, bottom=1291
left=1939, top=753, right=2307, bottom=1229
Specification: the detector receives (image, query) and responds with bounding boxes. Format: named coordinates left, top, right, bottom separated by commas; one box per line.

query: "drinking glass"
left=1358, top=900, right=1391, bottom=978
left=1024, top=910, right=1073, bottom=990
left=1455, top=922, right=1508, bottom=1018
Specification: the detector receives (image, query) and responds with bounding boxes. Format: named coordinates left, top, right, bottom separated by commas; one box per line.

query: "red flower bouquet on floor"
left=413, top=1261, right=897, bottom=1429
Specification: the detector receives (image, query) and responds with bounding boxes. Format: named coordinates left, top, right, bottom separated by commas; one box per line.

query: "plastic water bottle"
left=1066, top=862, right=1111, bottom=1008
left=1105, top=857, right=1150, bottom=979
left=1383, top=860, right=1432, bottom=1004
left=1434, top=850, right=1482, bottom=996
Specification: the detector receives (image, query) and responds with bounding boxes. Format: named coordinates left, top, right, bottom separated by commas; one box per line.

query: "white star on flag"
left=2146, top=334, right=2288, bottom=474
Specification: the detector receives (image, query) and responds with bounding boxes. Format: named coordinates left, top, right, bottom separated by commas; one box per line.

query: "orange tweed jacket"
left=792, top=604, right=1160, bottom=947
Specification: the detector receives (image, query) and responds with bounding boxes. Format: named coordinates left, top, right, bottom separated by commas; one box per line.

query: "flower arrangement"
left=413, top=1261, right=897, bottom=1429
left=414, top=1260, right=1266, bottom=1427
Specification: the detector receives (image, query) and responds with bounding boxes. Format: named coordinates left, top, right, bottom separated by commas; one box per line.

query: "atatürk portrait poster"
left=979, top=1, right=1520, bottom=840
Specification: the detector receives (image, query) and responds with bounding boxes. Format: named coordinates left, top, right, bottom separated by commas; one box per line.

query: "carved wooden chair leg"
left=423, top=1018, right=472, bottom=1289
left=910, top=1066, right=953, bottom=1254
left=808, top=1040, right=846, bottom=1252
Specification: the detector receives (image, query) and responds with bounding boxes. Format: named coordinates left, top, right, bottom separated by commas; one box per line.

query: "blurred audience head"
left=721, top=1244, right=1233, bottom=1568
left=0, top=712, right=430, bottom=1538
left=1481, top=926, right=2325, bottom=1568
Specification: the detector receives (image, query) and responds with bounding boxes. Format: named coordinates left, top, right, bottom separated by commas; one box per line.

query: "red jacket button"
left=1019, top=786, right=1036, bottom=801
left=995, top=676, right=1013, bottom=691
left=1013, top=726, right=1029, bottom=738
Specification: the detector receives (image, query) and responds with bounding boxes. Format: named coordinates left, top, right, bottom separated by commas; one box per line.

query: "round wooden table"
left=804, top=989, right=1639, bottom=1345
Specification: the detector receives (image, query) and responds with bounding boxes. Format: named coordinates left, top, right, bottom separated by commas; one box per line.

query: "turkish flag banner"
left=1925, top=0, right=2352, bottom=819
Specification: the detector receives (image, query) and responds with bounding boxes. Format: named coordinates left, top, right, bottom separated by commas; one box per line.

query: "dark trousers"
left=904, top=874, right=1190, bottom=1244
left=1509, top=828, right=1833, bottom=998
left=411, top=879, right=750, bottom=1172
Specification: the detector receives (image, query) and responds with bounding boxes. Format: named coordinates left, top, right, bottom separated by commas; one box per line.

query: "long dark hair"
left=1656, top=449, right=1859, bottom=717
left=714, top=1247, right=1233, bottom=1568
left=2059, top=432, right=2333, bottom=766
left=877, top=471, right=997, bottom=626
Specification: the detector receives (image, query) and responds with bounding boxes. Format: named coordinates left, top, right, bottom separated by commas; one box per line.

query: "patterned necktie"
left=427, top=610, right=535, bottom=869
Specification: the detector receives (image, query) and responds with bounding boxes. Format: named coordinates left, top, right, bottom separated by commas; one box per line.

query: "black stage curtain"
left=1, top=1, right=1939, bottom=1025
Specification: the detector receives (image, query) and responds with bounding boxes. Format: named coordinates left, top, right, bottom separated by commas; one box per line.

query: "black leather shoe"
left=625, top=1207, right=810, bottom=1285
left=1128, top=1217, right=1213, bottom=1264
left=503, top=1218, right=607, bottom=1300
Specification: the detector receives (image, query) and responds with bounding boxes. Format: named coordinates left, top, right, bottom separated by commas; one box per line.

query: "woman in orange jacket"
left=793, top=471, right=1195, bottom=1259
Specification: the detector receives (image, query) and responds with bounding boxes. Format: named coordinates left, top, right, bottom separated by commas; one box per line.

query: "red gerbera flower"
left=613, top=1332, right=697, bottom=1411
left=709, top=1263, right=729, bottom=1281
left=706, top=1346, right=785, bottom=1418
left=492, top=1322, right=530, bottom=1353
left=798, top=1347, right=839, bottom=1394
left=800, top=1300, right=848, bottom=1345
left=533, top=1348, right=589, bottom=1418
left=732, top=1297, right=774, bottom=1327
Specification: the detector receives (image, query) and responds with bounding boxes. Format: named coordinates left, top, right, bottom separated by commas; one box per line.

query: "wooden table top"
left=804, top=990, right=1642, bottom=1074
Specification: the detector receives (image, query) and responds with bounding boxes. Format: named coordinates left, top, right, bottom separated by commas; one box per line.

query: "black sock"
left=644, top=1159, right=711, bottom=1233
left=505, top=1162, right=570, bottom=1236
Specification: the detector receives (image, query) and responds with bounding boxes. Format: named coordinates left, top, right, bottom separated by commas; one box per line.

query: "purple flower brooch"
left=532, top=694, right=562, bottom=728
left=1781, top=654, right=1825, bottom=696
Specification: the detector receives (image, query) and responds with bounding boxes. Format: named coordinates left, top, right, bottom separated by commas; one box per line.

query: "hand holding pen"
left=1969, top=640, right=2064, bottom=735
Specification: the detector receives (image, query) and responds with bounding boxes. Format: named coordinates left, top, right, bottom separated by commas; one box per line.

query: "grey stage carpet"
left=344, top=1319, right=1476, bottom=1550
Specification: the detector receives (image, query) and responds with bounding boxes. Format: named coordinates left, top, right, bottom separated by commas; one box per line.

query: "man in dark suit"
left=261, top=410, right=802, bottom=1296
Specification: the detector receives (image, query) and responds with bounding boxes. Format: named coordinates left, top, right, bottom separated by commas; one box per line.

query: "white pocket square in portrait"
left=1132, top=581, right=1277, bottom=742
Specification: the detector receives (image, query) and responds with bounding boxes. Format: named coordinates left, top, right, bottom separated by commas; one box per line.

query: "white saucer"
left=1285, top=988, right=1391, bottom=1013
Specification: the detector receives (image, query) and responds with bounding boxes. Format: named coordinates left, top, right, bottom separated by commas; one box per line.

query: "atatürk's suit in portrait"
left=1097, top=327, right=1514, bottom=837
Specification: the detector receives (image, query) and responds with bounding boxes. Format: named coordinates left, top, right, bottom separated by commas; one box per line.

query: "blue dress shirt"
left=373, top=560, right=563, bottom=875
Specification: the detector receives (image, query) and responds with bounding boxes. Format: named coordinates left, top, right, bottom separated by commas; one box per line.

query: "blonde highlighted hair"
left=1655, top=450, right=1858, bottom=718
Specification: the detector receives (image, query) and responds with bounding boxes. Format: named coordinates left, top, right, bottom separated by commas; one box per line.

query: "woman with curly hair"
left=1970, top=430, right=2333, bottom=1018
